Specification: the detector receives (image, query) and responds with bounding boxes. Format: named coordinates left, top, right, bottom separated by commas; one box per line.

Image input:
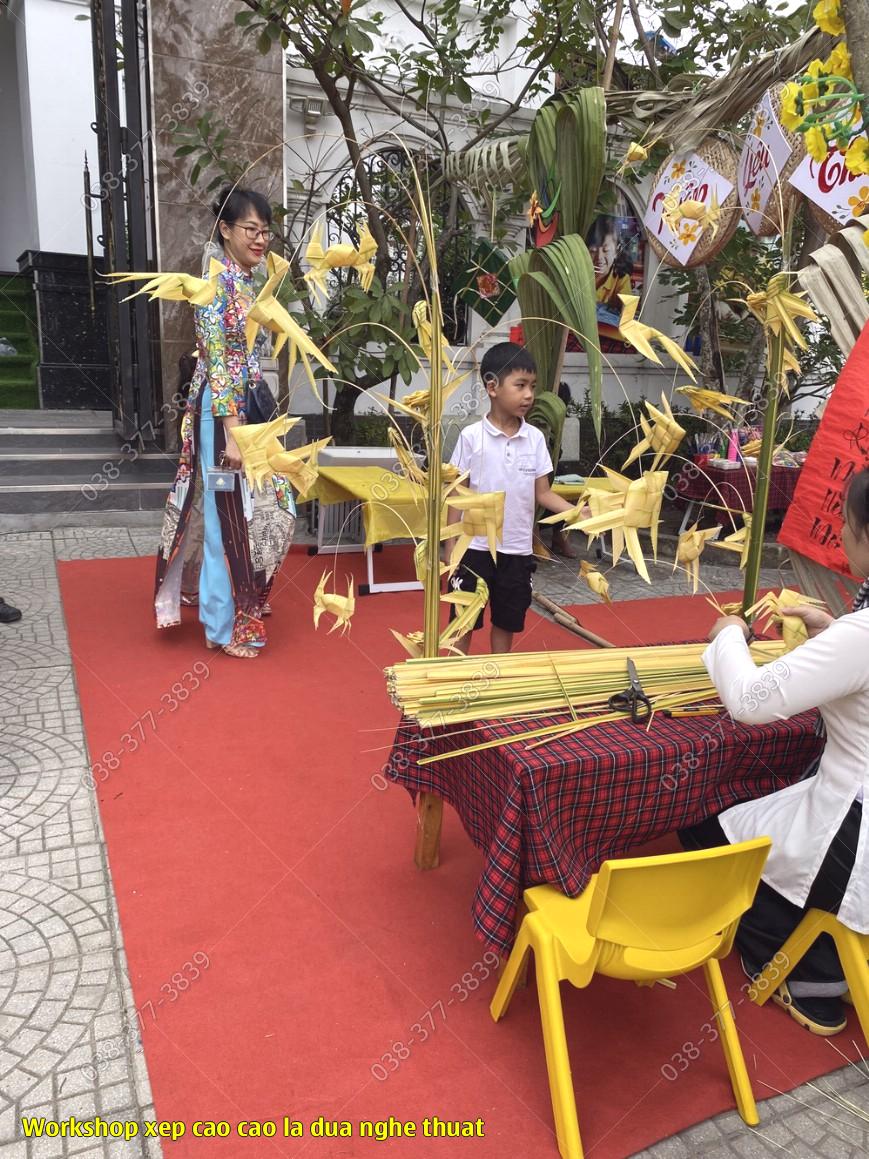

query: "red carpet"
left=58, top=549, right=863, bottom=1158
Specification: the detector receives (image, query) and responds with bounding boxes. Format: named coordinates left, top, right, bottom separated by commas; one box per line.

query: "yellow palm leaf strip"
left=742, top=274, right=818, bottom=385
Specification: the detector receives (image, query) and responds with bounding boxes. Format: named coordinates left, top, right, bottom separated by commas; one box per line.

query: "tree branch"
left=462, top=31, right=561, bottom=149
left=626, top=0, right=660, bottom=85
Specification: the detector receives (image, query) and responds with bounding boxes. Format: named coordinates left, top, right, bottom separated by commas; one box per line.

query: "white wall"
left=0, top=11, right=36, bottom=270
left=15, top=0, right=97, bottom=255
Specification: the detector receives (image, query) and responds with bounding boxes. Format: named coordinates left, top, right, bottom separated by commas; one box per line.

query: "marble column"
left=149, top=0, right=284, bottom=443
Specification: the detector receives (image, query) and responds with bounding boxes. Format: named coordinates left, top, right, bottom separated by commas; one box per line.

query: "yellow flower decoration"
left=670, top=161, right=687, bottom=180
left=805, top=126, right=830, bottom=163
left=749, top=188, right=762, bottom=211
left=845, top=136, right=869, bottom=178
left=812, top=0, right=844, bottom=35
left=679, top=223, right=701, bottom=244
left=825, top=42, right=852, bottom=80
left=849, top=186, right=869, bottom=217
left=780, top=83, right=803, bottom=132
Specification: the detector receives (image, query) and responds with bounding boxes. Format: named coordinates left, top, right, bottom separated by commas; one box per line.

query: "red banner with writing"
left=778, top=323, right=869, bottom=577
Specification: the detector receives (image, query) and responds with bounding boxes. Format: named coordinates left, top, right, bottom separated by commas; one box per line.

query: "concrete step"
left=0, top=475, right=169, bottom=515
left=0, top=453, right=174, bottom=478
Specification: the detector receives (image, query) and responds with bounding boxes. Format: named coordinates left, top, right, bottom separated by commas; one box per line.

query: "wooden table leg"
left=414, top=791, right=443, bottom=869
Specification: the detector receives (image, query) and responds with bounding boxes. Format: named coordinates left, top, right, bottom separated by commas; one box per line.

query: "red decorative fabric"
left=778, top=323, right=869, bottom=578
left=387, top=709, right=823, bottom=953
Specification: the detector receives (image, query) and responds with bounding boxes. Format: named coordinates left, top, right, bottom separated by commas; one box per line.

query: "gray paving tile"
left=52, top=530, right=137, bottom=561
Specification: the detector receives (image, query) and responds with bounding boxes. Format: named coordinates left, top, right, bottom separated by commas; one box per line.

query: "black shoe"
left=0, top=598, right=21, bottom=624
left=741, top=954, right=847, bottom=1036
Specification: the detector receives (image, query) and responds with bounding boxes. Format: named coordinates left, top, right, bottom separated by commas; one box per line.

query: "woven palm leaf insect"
left=579, top=560, right=612, bottom=604
left=676, top=386, right=748, bottom=422
left=102, top=259, right=224, bottom=305
left=303, top=221, right=377, bottom=303
left=313, top=572, right=355, bottom=635
left=622, top=392, right=687, bottom=471
left=745, top=588, right=827, bottom=652
left=617, top=295, right=698, bottom=381
left=674, top=524, right=721, bottom=593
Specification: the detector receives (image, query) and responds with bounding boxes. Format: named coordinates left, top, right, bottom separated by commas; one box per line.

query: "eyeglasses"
left=232, top=224, right=276, bottom=243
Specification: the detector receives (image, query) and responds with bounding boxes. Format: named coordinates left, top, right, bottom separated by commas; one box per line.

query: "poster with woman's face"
left=568, top=193, right=646, bottom=352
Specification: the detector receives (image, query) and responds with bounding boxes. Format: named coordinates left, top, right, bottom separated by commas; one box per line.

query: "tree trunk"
left=841, top=0, right=869, bottom=110
left=694, top=267, right=721, bottom=389
left=330, top=384, right=358, bottom=446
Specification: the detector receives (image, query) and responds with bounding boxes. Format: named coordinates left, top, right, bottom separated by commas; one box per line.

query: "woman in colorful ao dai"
left=154, top=186, right=295, bottom=659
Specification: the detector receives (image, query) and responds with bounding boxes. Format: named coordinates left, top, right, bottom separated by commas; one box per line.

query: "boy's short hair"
left=480, top=342, right=536, bottom=388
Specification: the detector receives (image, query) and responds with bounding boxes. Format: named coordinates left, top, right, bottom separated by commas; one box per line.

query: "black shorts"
left=449, top=548, right=536, bottom=633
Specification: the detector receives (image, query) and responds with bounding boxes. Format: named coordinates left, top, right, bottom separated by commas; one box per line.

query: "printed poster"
left=788, top=130, right=869, bottom=226
left=738, top=91, right=794, bottom=234
left=643, top=151, right=734, bottom=265
left=778, top=322, right=869, bottom=577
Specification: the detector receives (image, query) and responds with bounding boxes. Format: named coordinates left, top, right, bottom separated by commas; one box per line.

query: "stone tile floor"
left=1, top=524, right=868, bottom=1158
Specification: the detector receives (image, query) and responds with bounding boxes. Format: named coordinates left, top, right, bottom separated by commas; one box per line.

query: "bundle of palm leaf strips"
left=386, top=641, right=787, bottom=761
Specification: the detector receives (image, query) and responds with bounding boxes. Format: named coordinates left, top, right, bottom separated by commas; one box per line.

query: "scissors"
left=608, top=658, right=652, bottom=724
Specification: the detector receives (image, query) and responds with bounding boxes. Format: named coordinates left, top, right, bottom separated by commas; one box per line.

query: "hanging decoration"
left=737, top=85, right=805, bottom=236
left=621, top=393, right=686, bottom=471
left=674, top=524, right=722, bottom=593
left=457, top=238, right=517, bottom=325
left=616, top=295, right=698, bottom=379
left=303, top=221, right=378, bottom=302
left=313, top=572, right=356, bottom=635
left=578, top=560, right=612, bottom=604
left=643, top=139, right=741, bottom=267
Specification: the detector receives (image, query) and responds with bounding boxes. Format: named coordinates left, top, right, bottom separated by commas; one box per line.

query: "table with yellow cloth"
left=302, top=469, right=615, bottom=593
left=304, top=466, right=431, bottom=594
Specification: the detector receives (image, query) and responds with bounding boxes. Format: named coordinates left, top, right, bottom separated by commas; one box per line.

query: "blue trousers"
left=198, top=387, right=235, bottom=646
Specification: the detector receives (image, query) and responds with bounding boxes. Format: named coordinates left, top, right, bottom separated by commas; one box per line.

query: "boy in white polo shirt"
left=446, top=342, right=578, bottom=654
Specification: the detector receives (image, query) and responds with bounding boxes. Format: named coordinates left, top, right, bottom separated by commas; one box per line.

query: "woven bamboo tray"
left=738, top=83, right=805, bottom=237
left=646, top=137, right=741, bottom=268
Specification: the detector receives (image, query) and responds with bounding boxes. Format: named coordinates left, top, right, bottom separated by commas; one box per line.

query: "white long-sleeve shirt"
left=703, top=609, right=869, bottom=932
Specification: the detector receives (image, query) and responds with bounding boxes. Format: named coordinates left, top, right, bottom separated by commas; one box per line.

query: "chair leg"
left=749, top=910, right=827, bottom=1007
left=833, top=930, right=869, bottom=1042
left=704, top=960, right=759, bottom=1127
left=490, top=922, right=533, bottom=1022
left=535, top=939, right=584, bottom=1159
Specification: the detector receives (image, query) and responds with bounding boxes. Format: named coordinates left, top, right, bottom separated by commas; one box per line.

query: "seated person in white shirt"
left=680, top=469, right=869, bottom=1037
left=445, top=343, right=577, bottom=654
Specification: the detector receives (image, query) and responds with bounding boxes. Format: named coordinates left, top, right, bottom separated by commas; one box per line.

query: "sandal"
left=261, top=602, right=272, bottom=616
left=181, top=593, right=199, bottom=607
left=206, top=639, right=259, bottom=659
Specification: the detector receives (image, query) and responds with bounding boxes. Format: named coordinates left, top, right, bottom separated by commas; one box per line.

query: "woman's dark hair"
left=844, top=469, right=869, bottom=537
left=212, top=185, right=272, bottom=236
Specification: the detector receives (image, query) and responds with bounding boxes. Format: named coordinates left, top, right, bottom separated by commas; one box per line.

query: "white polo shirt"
left=449, top=416, right=552, bottom=556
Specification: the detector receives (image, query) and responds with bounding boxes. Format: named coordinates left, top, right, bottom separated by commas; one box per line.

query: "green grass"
left=0, top=275, right=39, bottom=407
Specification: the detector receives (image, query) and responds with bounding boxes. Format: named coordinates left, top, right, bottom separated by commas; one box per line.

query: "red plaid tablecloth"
left=387, top=709, right=823, bottom=954
left=675, top=463, right=801, bottom=522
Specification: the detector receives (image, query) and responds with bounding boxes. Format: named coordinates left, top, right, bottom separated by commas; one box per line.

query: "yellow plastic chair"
left=749, top=908, right=869, bottom=1034
left=490, top=838, right=772, bottom=1159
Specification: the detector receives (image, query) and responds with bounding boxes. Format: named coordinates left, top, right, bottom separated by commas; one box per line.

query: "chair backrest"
left=585, top=838, right=771, bottom=955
